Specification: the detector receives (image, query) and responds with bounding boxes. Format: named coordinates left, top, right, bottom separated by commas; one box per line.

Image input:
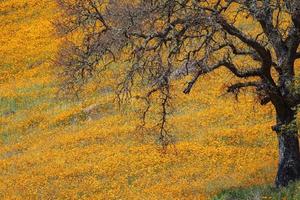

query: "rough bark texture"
left=275, top=108, right=300, bottom=187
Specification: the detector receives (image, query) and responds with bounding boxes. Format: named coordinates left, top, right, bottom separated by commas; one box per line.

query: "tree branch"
left=286, top=2, right=300, bottom=52
left=182, top=60, right=261, bottom=94
left=222, top=62, right=261, bottom=78
left=217, top=17, right=269, bottom=60
left=227, top=81, right=261, bottom=93
left=244, top=0, right=285, bottom=54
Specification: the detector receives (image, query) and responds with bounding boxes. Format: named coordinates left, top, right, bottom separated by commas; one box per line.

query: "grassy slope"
left=213, top=182, right=300, bottom=200
left=0, top=0, right=299, bottom=199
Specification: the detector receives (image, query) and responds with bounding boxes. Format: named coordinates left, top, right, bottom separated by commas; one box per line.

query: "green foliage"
left=213, top=182, right=300, bottom=200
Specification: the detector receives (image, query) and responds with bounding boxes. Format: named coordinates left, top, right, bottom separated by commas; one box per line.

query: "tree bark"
left=274, top=108, right=300, bottom=187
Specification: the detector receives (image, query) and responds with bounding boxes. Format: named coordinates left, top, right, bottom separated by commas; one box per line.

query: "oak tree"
left=56, top=0, right=300, bottom=187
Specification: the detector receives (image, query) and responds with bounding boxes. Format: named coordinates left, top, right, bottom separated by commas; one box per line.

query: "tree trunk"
left=274, top=108, right=300, bottom=187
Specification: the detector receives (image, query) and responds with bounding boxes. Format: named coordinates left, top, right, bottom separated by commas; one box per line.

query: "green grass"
left=212, top=181, right=300, bottom=200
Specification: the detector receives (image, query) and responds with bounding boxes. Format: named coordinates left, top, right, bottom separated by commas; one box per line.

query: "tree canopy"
left=56, top=0, right=300, bottom=187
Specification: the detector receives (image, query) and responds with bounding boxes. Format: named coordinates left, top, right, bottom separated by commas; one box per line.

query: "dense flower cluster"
left=1, top=0, right=299, bottom=199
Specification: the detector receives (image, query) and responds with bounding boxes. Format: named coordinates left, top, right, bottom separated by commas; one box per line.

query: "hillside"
left=0, top=0, right=298, bottom=199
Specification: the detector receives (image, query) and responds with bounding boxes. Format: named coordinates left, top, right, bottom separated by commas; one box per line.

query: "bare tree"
left=55, top=0, right=300, bottom=187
